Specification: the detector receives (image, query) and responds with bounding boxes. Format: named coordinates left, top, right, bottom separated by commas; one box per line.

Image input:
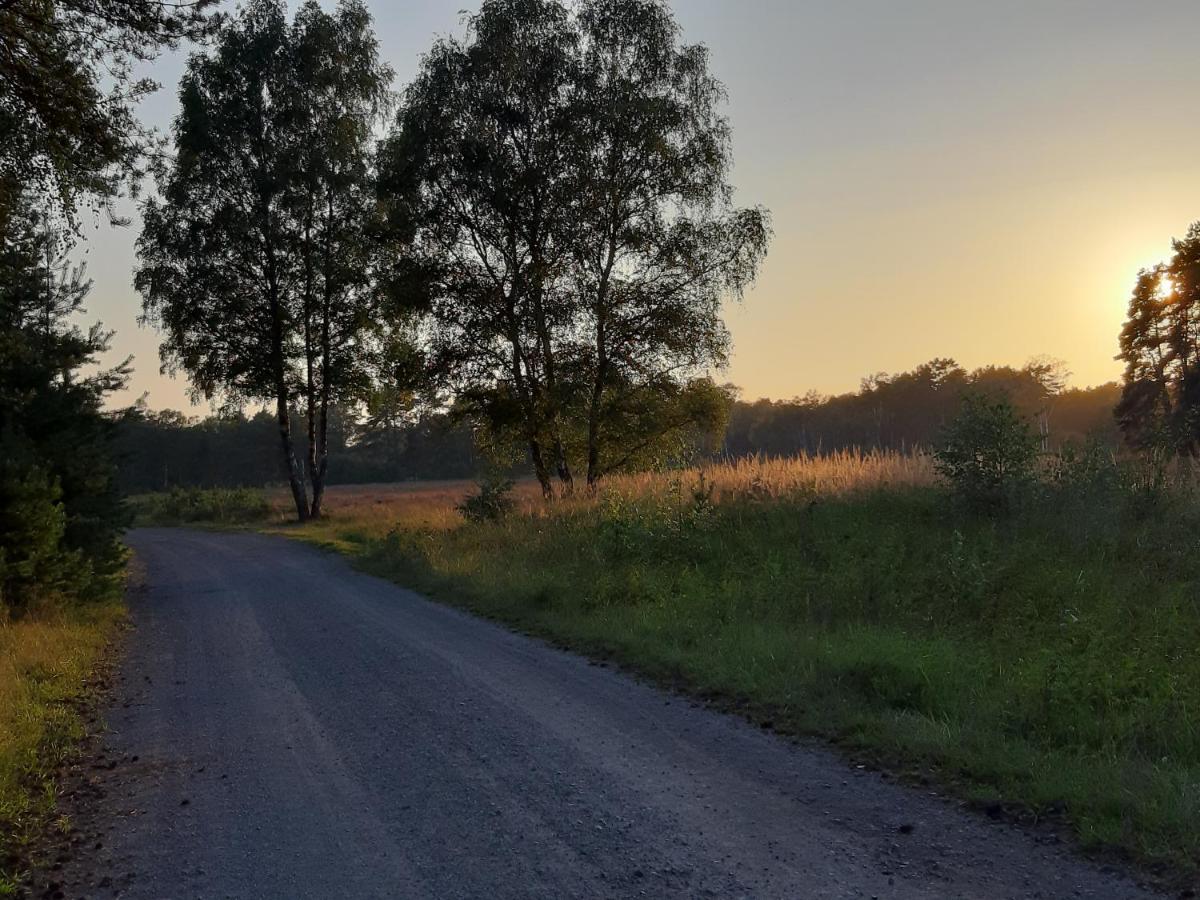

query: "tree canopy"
left=380, top=0, right=770, bottom=495
left=0, top=196, right=129, bottom=611
left=109, top=357, right=1121, bottom=495
left=0, top=0, right=217, bottom=233
left=722, top=359, right=1115, bottom=458
left=136, top=0, right=397, bottom=520
left=0, top=0, right=216, bottom=613
left=1116, top=223, right=1200, bottom=454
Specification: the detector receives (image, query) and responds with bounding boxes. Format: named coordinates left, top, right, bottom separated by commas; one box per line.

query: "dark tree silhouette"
left=568, top=0, right=770, bottom=486
left=112, top=357, right=1120, bottom=496
left=380, top=0, right=769, bottom=495
left=0, top=0, right=217, bottom=234
left=284, top=0, right=393, bottom=517
left=0, top=0, right=213, bottom=612
left=1116, top=224, right=1200, bottom=454
left=0, top=197, right=129, bottom=611
left=111, top=403, right=481, bottom=492
left=379, top=0, right=581, bottom=497
left=136, top=0, right=394, bottom=520
left=721, top=359, right=1113, bottom=458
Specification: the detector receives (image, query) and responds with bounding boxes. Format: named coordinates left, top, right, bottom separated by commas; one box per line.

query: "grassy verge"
left=0, top=601, right=123, bottom=896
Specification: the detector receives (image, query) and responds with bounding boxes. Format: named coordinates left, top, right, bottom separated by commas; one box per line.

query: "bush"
left=1049, top=439, right=1123, bottom=494
left=133, top=487, right=272, bottom=525
left=0, top=461, right=91, bottom=615
left=456, top=477, right=515, bottom=524
left=935, top=393, right=1040, bottom=509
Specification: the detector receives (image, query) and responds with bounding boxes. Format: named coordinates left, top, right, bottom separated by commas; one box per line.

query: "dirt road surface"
left=52, top=529, right=1163, bottom=899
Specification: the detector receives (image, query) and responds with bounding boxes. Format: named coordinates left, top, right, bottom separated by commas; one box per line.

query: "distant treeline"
left=114, top=404, right=479, bottom=494
left=115, top=358, right=1121, bottom=493
left=723, top=359, right=1120, bottom=458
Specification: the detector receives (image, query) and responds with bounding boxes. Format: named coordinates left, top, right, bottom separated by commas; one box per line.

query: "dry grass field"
left=278, top=450, right=938, bottom=545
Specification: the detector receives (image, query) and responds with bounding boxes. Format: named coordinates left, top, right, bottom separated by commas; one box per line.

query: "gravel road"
left=54, top=528, right=1163, bottom=899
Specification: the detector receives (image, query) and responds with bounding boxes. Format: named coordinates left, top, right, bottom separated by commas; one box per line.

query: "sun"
left=1156, top=275, right=1176, bottom=300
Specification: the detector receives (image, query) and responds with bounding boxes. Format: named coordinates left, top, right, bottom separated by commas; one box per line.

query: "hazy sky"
left=77, top=0, right=1200, bottom=410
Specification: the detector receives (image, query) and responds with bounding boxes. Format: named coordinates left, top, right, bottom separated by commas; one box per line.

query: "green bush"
left=132, top=487, right=272, bottom=526
left=935, top=393, right=1040, bottom=509
left=1049, top=439, right=1123, bottom=493
left=0, top=461, right=91, bottom=615
left=455, top=477, right=515, bottom=524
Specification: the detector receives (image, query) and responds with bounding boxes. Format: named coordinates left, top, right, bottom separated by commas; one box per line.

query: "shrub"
left=935, top=393, right=1040, bottom=509
left=0, top=462, right=90, bottom=615
left=133, top=487, right=272, bottom=525
left=456, top=477, right=515, bottom=524
left=1049, top=439, right=1123, bottom=494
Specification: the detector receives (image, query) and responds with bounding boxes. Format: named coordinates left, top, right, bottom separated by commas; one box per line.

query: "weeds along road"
left=62, top=529, right=1160, bottom=899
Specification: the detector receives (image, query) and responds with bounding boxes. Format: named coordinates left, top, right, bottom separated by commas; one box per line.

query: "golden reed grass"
left=604, top=450, right=936, bottom=501
left=284, top=450, right=936, bottom=535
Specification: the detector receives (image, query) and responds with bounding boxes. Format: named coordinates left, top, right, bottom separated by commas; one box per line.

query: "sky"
left=76, top=0, right=1200, bottom=411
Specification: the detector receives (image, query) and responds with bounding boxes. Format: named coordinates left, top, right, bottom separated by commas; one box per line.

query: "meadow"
left=138, top=450, right=1200, bottom=878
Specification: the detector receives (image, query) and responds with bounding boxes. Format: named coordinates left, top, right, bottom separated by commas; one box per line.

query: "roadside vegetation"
left=148, top=430, right=1200, bottom=875
left=0, top=602, right=122, bottom=896
left=0, top=162, right=134, bottom=900
left=0, top=0, right=181, bottom=882
left=329, top=454, right=1200, bottom=873
left=0, top=214, right=131, bottom=891
left=0, top=195, right=132, bottom=897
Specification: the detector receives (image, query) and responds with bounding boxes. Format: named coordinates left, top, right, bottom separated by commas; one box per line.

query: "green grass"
left=0, top=600, right=123, bottom=895
left=285, top=478, right=1200, bottom=878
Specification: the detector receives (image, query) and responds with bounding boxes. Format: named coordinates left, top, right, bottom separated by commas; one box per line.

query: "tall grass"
left=605, top=449, right=937, bottom=500
left=282, top=451, right=937, bottom=544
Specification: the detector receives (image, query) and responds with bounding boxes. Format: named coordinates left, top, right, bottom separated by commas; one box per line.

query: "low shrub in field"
left=935, top=393, right=1040, bottom=509
left=131, top=487, right=272, bottom=526
left=456, top=477, right=515, bottom=524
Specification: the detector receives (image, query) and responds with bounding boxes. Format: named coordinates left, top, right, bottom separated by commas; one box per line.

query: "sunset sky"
left=78, top=0, right=1200, bottom=411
